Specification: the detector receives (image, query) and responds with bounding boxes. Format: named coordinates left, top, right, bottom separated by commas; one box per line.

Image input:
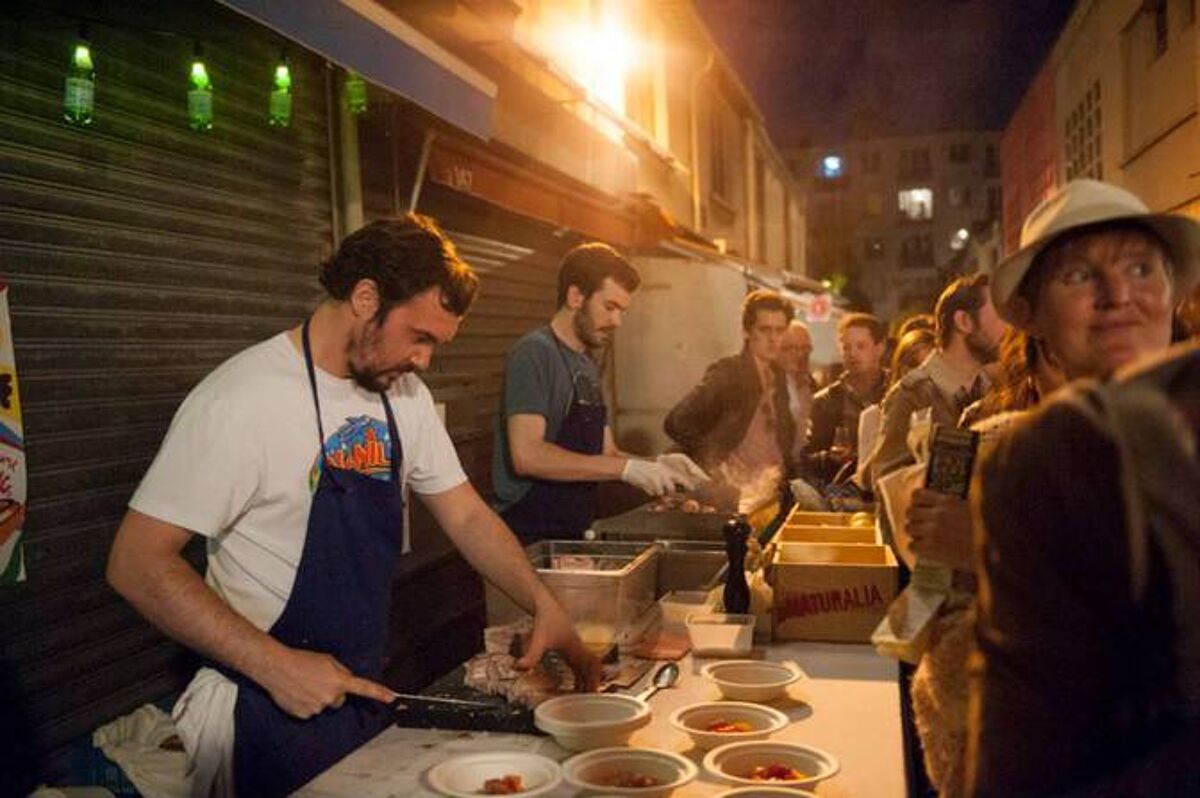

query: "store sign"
left=805, top=292, right=833, bottom=323
left=0, top=284, right=26, bottom=584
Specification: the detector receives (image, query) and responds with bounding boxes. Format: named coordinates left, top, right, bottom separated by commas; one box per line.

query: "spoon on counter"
left=636, top=662, right=680, bottom=702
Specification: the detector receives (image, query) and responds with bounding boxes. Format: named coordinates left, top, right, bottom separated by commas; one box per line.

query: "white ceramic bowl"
left=703, top=740, right=839, bottom=788
left=563, top=746, right=698, bottom=797
left=699, top=660, right=803, bottom=702
left=713, top=787, right=818, bottom=797
left=668, top=701, right=789, bottom=751
left=534, top=693, right=651, bottom=751
left=424, top=751, right=562, bottom=797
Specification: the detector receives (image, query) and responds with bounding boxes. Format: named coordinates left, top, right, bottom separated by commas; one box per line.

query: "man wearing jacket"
left=663, top=290, right=796, bottom=482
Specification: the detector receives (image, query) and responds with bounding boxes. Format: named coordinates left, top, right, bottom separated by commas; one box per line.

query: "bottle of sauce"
left=722, top=515, right=752, bottom=614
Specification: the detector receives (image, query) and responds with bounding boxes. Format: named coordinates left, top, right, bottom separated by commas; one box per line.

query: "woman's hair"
left=889, top=327, right=935, bottom=386
left=974, top=327, right=1044, bottom=419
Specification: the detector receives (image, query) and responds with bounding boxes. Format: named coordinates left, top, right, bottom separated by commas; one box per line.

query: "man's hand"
left=259, top=647, right=397, bottom=719
left=655, top=453, right=710, bottom=484
left=621, top=458, right=699, bottom=496
left=906, top=488, right=973, bottom=571
left=515, top=599, right=601, bottom=693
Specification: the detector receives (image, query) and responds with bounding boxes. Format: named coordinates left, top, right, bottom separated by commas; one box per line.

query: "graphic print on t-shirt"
left=308, top=415, right=393, bottom=490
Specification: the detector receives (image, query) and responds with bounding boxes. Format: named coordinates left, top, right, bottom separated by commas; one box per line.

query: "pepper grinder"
left=722, top=514, right=752, bottom=614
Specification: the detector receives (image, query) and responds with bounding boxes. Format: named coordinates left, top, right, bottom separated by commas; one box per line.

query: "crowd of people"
left=659, top=178, right=1200, bottom=796
left=104, top=175, right=1198, bottom=796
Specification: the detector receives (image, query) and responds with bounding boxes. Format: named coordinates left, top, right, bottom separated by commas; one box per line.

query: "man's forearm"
left=108, top=518, right=286, bottom=687
left=513, top=438, right=627, bottom=482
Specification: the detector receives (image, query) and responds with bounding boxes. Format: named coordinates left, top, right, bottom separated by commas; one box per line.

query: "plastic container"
left=685, top=612, right=755, bottom=656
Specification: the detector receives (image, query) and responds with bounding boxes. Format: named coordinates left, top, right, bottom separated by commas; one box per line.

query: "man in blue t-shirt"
left=493, top=243, right=705, bottom=543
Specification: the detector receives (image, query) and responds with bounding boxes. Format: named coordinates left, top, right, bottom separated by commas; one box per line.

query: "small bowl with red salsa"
left=702, top=740, right=839, bottom=788
left=563, top=746, right=698, bottom=797
left=668, top=701, right=789, bottom=750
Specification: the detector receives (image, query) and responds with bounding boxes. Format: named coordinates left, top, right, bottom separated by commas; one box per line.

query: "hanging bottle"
left=722, top=515, right=752, bottom=614
left=188, top=45, right=213, bottom=131
left=344, top=71, right=368, bottom=115
left=63, top=26, right=95, bottom=126
left=269, top=52, right=292, bottom=127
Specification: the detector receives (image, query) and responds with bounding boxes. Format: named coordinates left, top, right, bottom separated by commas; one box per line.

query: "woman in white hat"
left=990, top=178, right=1200, bottom=377
left=969, top=180, right=1200, bottom=795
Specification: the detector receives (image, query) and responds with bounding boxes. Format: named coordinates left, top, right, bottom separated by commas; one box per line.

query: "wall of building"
left=1001, top=58, right=1059, bottom=254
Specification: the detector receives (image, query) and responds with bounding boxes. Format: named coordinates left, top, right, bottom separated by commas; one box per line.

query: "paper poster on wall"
left=0, top=283, right=27, bottom=584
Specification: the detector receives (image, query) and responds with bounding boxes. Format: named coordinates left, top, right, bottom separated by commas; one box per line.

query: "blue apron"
left=501, top=328, right=606, bottom=543
left=220, top=320, right=405, bottom=797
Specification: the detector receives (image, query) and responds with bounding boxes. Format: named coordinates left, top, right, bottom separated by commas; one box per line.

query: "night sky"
left=693, top=0, right=1078, bottom=147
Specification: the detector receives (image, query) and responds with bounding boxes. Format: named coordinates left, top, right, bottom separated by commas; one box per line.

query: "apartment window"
left=899, top=148, right=931, bottom=179
left=948, top=186, right=972, bottom=208
left=625, top=67, right=655, bottom=138
left=898, top=187, right=933, bottom=220
left=900, top=234, right=935, bottom=269
left=1186, top=0, right=1196, bottom=27
left=864, top=237, right=885, bottom=260
left=709, top=100, right=730, bottom=201
left=1065, top=81, right=1103, bottom=180
left=948, top=143, right=972, bottom=163
left=1154, top=0, right=1168, bottom=56
left=820, top=153, right=844, bottom=179
left=865, top=193, right=883, bottom=216
left=862, top=151, right=881, bottom=175
left=987, top=185, right=1002, bottom=220
left=984, top=143, right=998, bottom=177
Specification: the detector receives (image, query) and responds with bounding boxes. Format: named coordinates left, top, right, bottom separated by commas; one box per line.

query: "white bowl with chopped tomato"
left=699, top=660, right=803, bottom=703
left=668, top=701, right=789, bottom=750
left=534, top=693, right=651, bottom=751
left=702, top=740, right=839, bottom=788
left=424, top=751, right=562, bottom=797
left=563, top=747, right=698, bottom=797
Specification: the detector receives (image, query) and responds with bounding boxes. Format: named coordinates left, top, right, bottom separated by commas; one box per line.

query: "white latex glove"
left=621, top=458, right=698, bottom=496
left=655, top=453, right=711, bottom=483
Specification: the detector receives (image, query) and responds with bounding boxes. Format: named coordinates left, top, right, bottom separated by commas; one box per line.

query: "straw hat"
left=991, top=179, right=1200, bottom=325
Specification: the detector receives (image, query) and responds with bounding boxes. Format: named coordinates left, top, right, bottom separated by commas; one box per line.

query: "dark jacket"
left=804, top=371, right=888, bottom=481
left=663, top=350, right=795, bottom=475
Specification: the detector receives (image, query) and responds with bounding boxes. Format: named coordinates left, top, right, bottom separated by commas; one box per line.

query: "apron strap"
left=379, top=390, right=404, bottom=492
left=301, top=319, right=330, bottom=456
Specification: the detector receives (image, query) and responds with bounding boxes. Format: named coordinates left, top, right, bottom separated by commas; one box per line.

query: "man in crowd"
left=107, top=215, right=600, bottom=797
left=867, top=273, right=1007, bottom=486
left=805, top=312, right=889, bottom=483
left=664, top=290, right=796, bottom=482
left=494, top=243, right=704, bottom=543
left=779, top=319, right=817, bottom=465
left=970, top=181, right=1199, bottom=793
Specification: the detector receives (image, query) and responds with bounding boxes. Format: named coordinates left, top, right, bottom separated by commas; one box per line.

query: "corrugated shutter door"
left=0, top=1, right=332, bottom=765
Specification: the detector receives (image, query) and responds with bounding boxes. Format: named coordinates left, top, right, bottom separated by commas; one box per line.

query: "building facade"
left=787, top=131, right=1001, bottom=323
left=1002, top=0, right=1200, bottom=252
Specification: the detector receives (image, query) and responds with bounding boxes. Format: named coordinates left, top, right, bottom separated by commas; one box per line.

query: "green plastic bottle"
left=188, top=47, right=213, bottom=131
left=344, top=71, right=367, bottom=115
left=269, top=56, right=292, bottom=127
left=63, top=31, right=94, bottom=126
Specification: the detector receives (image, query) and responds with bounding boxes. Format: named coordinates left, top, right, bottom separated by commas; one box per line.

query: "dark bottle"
left=722, top=515, right=752, bottom=614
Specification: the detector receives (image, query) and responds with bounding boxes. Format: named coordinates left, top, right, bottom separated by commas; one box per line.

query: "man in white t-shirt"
left=106, top=215, right=599, bottom=798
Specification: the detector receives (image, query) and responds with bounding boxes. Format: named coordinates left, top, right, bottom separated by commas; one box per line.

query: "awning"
left=217, top=0, right=496, bottom=139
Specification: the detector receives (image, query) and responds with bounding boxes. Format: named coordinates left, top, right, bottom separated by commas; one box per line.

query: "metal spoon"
left=636, top=661, right=680, bottom=702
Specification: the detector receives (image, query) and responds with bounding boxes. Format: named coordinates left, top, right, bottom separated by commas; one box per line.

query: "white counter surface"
left=297, top=641, right=904, bottom=797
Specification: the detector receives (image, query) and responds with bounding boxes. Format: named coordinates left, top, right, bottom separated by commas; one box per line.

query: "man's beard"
left=965, top=328, right=999, bottom=365
left=573, top=304, right=612, bottom=350
left=347, top=324, right=414, bottom=392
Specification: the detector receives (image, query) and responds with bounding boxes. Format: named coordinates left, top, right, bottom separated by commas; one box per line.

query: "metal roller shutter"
left=0, top=0, right=332, bottom=772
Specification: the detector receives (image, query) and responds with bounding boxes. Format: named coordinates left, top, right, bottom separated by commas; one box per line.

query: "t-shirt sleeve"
left=503, top=338, right=554, bottom=419
left=129, top=387, right=262, bottom=538
left=401, top=381, right=468, bottom=496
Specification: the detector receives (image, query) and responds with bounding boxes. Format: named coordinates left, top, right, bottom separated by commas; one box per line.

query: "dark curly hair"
left=556, top=243, right=640, bottom=306
left=319, top=214, right=479, bottom=321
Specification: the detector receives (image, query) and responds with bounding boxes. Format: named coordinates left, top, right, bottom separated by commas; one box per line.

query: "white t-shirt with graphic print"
left=128, top=332, right=467, bottom=798
left=131, top=331, right=467, bottom=631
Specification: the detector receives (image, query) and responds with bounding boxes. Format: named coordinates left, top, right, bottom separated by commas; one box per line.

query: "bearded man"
left=493, top=243, right=703, bottom=543
left=866, top=272, right=1008, bottom=485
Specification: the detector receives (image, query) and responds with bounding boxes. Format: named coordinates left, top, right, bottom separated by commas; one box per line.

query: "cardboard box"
left=784, top=509, right=875, bottom=527
left=770, top=541, right=898, bottom=643
left=774, top=523, right=880, bottom=545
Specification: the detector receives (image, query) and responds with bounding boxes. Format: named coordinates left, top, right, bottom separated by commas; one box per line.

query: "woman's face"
left=1029, top=228, right=1174, bottom=379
